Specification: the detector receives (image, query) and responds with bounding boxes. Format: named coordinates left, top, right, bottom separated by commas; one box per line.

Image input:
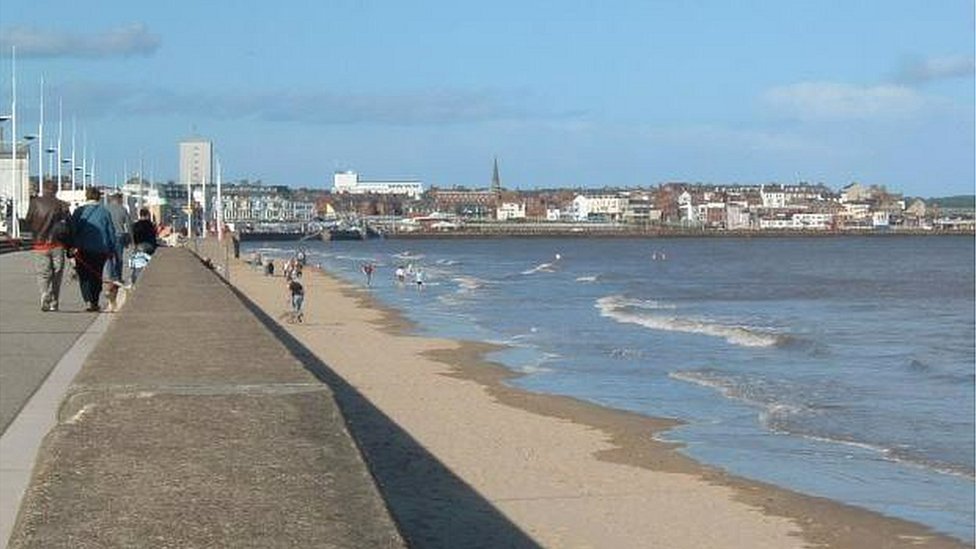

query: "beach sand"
left=227, top=257, right=967, bottom=549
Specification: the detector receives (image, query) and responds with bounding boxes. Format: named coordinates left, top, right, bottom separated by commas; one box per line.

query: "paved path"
left=2, top=247, right=403, bottom=548
left=0, top=251, right=100, bottom=434
left=0, top=251, right=107, bottom=548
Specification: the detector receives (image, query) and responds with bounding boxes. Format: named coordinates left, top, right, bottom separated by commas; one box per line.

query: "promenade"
left=1, top=247, right=403, bottom=548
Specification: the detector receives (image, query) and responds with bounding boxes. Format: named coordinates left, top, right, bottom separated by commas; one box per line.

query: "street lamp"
left=46, top=147, right=56, bottom=189
left=22, top=135, right=36, bottom=196
left=0, top=115, right=10, bottom=236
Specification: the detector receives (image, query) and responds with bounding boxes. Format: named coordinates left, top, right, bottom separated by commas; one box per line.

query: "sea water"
left=245, top=236, right=975, bottom=542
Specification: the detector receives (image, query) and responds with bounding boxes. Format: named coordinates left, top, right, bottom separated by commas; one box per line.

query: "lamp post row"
left=3, top=46, right=170, bottom=240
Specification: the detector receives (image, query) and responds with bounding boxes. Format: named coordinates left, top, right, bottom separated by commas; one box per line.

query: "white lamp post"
left=57, top=99, right=63, bottom=192
left=37, top=77, right=44, bottom=192
left=216, top=156, right=223, bottom=241
left=10, top=46, right=18, bottom=238
left=46, top=147, right=56, bottom=188
left=22, top=135, right=36, bottom=196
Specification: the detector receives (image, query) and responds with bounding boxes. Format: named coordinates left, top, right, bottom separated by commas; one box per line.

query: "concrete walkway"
left=0, top=250, right=107, bottom=548
left=2, top=247, right=403, bottom=548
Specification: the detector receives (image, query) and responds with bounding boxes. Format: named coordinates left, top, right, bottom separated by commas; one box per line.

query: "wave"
left=521, top=262, right=558, bottom=275
left=576, top=275, right=599, bottom=283
left=670, top=370, right=976, bottom=480
left=453, top=275, right=491, bottom=293
left=393, top=251, right=425, bottom=261
left=596, top=295, right=783, bottom=348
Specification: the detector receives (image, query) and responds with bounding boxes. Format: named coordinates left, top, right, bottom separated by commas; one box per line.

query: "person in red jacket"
left=26, top=182, right=72, bottom=312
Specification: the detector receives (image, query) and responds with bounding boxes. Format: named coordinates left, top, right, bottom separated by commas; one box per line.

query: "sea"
left=243, top=236, right=975, bottom=542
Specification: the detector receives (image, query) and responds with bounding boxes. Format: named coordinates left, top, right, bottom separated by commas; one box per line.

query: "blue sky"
left=1, top=0, right=973, bottom=196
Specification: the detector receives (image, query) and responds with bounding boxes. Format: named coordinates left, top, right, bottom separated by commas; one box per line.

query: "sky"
left=0, top=1, right=973, bottom=196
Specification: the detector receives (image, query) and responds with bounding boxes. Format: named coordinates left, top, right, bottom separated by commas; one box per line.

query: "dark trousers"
left=75, top=250, right=109, bottom=306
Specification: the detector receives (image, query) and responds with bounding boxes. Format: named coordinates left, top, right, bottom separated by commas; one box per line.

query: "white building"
left=759, top=212, right=834, bottom=230
left=0, top=143, right=32, bottom=233
left=573, top=194, right=626, bottom=222
left=220, top=189, right=315, bottom=223
left=793, top=212, right=833, bottom=229
left=760, top=185, right=787, bottom=208
left=726, top=204, right=750, bottom=230
left=332, top=171, right=424, bottom=199
left=180, top=138, right=213, bottom=186
left=496, top=202, right=526, bottom=221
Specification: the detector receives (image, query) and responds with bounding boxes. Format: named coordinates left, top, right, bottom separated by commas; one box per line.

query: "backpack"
left=51, top=208, right=74, bottom=247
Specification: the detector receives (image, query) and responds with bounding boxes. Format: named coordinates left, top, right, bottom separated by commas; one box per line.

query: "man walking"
left=104, top=192, right=131, bottom=283
left=26, top=181, right=72, bottom=311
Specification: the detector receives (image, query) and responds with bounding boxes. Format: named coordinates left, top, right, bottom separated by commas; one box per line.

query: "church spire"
left=491, top=156, right=501, bottom=193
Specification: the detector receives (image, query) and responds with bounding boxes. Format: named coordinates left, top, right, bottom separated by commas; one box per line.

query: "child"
left=129, top=248, right=152, bottom=284
left=288, top=277, right=304, bottom=323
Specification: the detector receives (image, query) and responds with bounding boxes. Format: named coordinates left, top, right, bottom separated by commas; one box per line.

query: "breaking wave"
left=596, top=295, right=784, bottom=348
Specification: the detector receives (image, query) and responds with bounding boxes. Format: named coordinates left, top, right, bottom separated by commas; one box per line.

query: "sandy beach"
left=227, top=257, right=967, bottom=549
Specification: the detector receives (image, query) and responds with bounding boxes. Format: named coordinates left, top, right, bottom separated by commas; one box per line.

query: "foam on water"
left=596, top=295, right=784, bottom=348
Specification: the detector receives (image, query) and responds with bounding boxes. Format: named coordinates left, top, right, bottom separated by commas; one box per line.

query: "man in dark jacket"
left=26, top=182, right=72, bottom=311
left=71, top=187, right=117, bottom=312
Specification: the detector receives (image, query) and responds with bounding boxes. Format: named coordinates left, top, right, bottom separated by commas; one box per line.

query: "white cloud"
left=894, top=55, right=975, bottom=84
left=762, top=82, right=928, bottom=121
left=0, top=24, right=160, bottom=58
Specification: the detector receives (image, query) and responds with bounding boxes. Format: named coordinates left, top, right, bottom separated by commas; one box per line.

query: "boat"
left=236, top=222, right=324, bottom=242
left=322, top=220, right=382, bottom=241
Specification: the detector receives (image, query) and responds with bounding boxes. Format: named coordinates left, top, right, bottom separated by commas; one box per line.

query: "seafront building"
left=219, top=183, right=316, bottom=227
left=179, top=138, right=214, bottom=189
left=333, top=171, right=424, bottom=199
left=0, top=141, right=32, bottom=234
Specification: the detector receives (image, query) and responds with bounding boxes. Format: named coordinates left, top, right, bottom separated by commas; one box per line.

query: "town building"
left=333, top=171, right=424, bottom=199
left=219, top=183, right=316, bottom=224
left=496, top=201, right=526, bottom=221
left=573, top=194, right=627, bottom=222
left=180, top=138, right=214, bottom=187
left=0, top=142, right=32, bottom=234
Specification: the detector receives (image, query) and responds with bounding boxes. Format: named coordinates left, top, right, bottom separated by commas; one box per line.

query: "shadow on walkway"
left=228, top=283, right=541, bottom=549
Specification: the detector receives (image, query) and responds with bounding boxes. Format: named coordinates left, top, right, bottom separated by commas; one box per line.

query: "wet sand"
left=228, top=257, right=967, bottom=549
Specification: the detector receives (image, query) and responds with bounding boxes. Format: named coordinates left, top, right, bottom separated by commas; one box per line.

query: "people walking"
left=288, top=277, right=305, bottom=323
left=26, top=181, right=73, bottom=312
left=71, top=187, right=117, bottom=312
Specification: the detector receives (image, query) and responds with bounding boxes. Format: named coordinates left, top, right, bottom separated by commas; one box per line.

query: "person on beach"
left=26, top=181, right=73, bottom=312
left=362, top=262, right=375, bottom=287
left=284, top=257, right=302, bottom=281
left=71, top=187, right=118, bottom=312
left=394, top=265, right=406, bottom=285
left=131, top=207, right=158, bottom=255
left=414, top=268, right=425, bottom=290
left=288, top=277, right=305, bottom=323
left=264, top=258, right=275, bottom=276
left=104, top=192, right=132, bottom=283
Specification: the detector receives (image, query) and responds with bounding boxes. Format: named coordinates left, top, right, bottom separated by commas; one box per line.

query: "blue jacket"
left=71, top=202, right=118, bottom=254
